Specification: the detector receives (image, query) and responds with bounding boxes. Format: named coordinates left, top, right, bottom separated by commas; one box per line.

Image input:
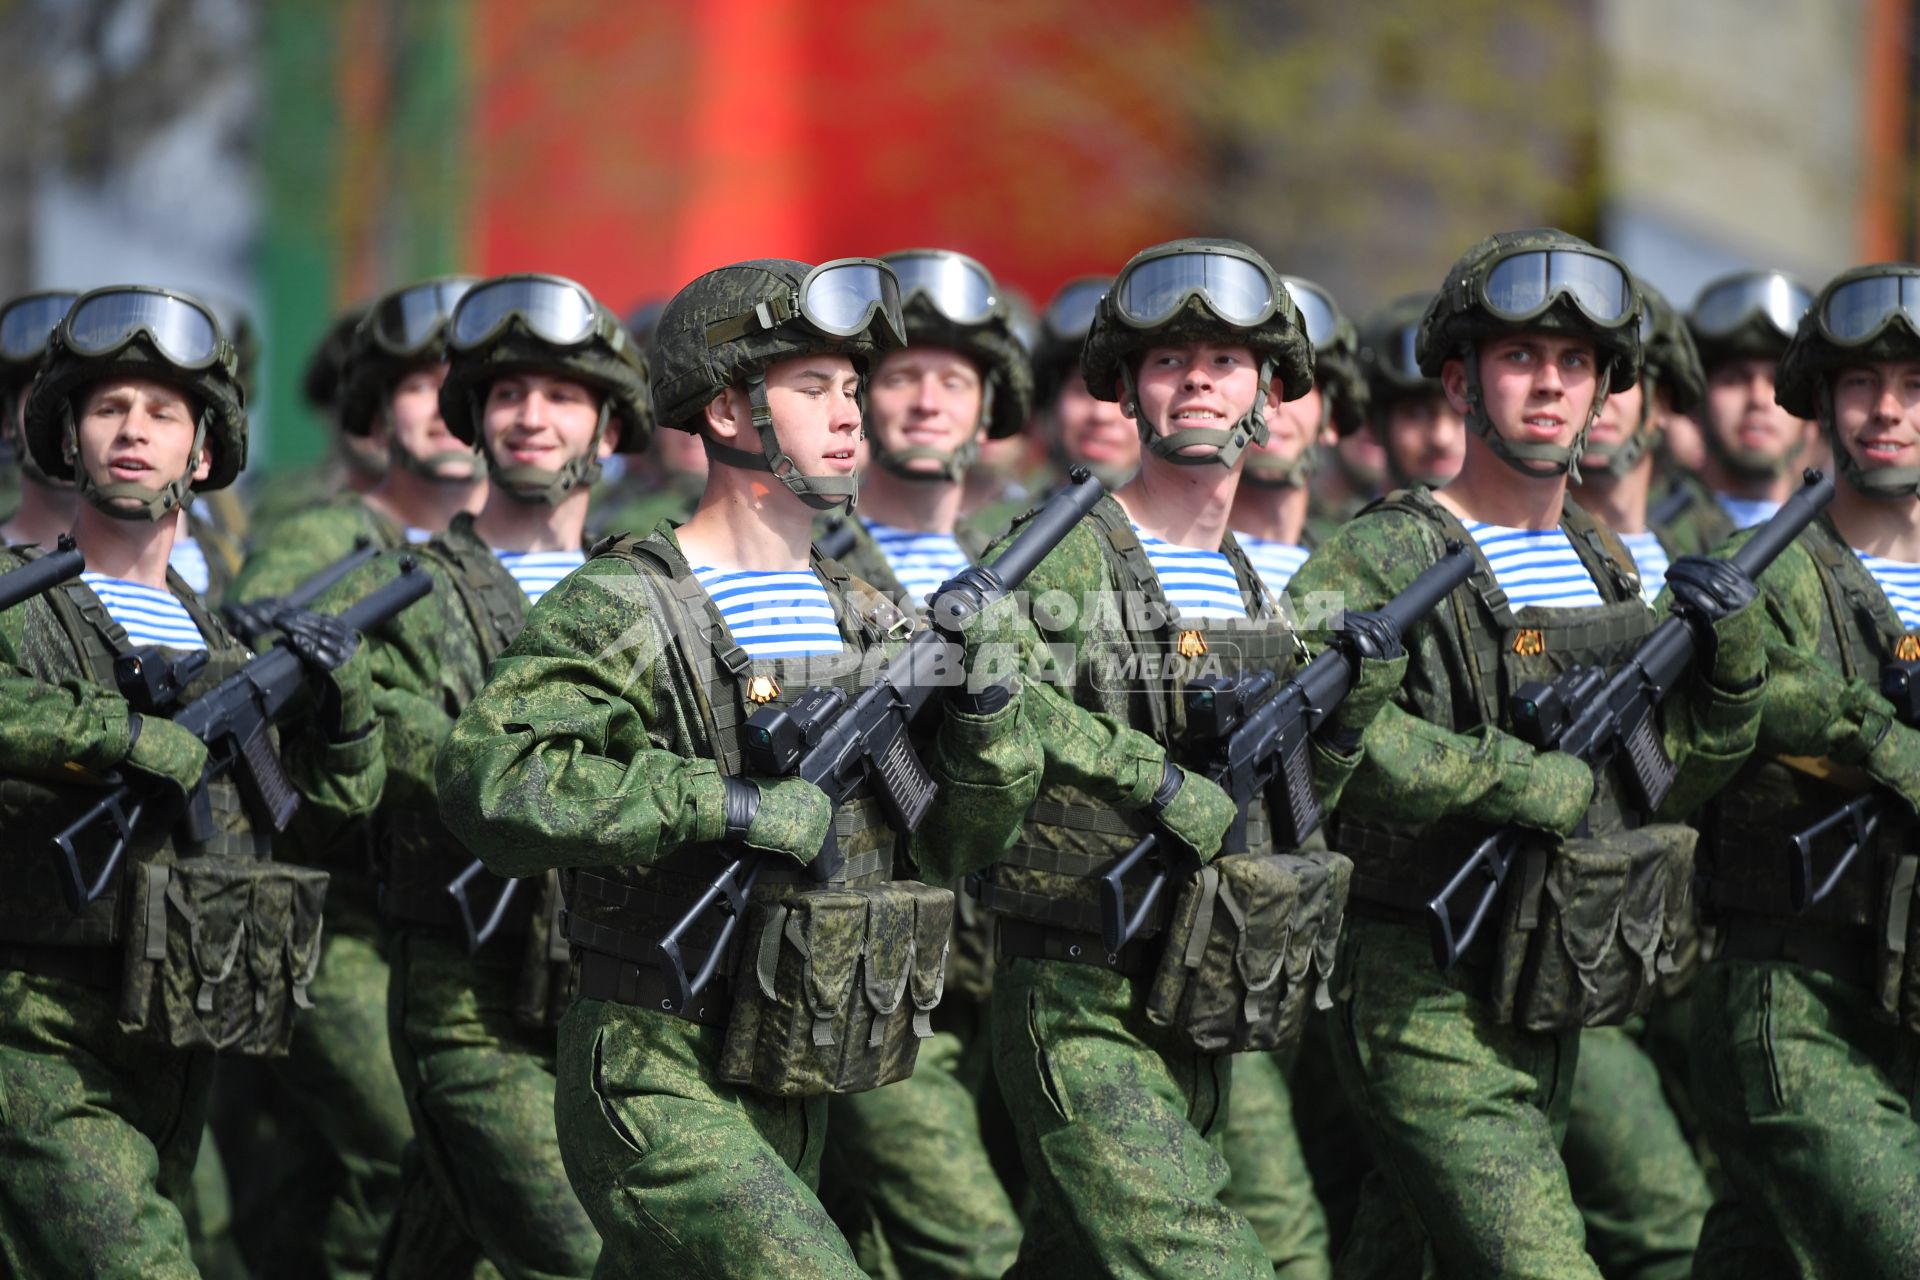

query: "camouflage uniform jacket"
left=230, top=491, right=409, bottom=605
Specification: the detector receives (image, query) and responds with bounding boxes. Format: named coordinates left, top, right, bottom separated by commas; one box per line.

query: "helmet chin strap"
left=386, top=405, right=488, bottom=485
left=1459, top=342, right=1610, bottom=485
left=1122, top=356, right=1274, bottom=471
left=1242, top=388, right=1323, bottom=489
left=702, top=374, right=859, bottom=512
left=869, top=383, right=992, bottom=484
left=1821, top=385, right=1920, bottom=500
left=66, top=402, right=205, bottom=523
left=487, top=399, right=609, bottom=507
left=1577, top=376, right=1658, bottom=481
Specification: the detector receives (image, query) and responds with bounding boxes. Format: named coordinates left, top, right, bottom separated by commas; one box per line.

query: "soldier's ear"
left=702, top=386, right=746, bottom=443
left=1441, top=358, right=1471, bottom=416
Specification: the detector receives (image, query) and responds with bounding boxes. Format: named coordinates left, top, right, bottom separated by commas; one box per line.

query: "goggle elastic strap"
left=487, top=398, right=609, bottom=508
left=63, top=400, right=206, bottom=523
left=1123, top=356, right=1274, bottom=471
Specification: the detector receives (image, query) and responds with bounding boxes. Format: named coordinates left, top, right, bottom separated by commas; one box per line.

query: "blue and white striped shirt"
left=1133, top=526, right=1248, bottom=620
left=82, top=574, right=207, bottom=651
left=495, top=549, right=586, bottom=606
left=169, top=537, right=210, bottom=596
left=1855, top=549, right=1920, bottom=631
left=1460, top=520, right=1604, bottom=609
left=689, top=566, right=845, bottom=658
left=1236, top=534, right=1310, bottom=595
left=1717, top=495, right=1781, bottom=531
left=863, top=519, right=971, bottom=608
left=1617, top=530, right=1671, bottom=603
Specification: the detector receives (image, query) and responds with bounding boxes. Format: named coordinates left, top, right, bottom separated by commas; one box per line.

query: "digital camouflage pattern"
left=1684, top=516, right=1920, bottom=1277
left=322, top=530, right=601, bottom=1279
left=1219, top=1049, right=1332, bottom=1279
left=1563, top=1024, right=1709, bottom=1280
left=230, top=494, right=409, bottom=605
left=0, top=552, right=385, bottom=1277
left=1285, top=497, right=1763, bottom=1278
left=433, top=527, right=1041, bottom=1276
left=1650, top=471, right=1737, bottom=559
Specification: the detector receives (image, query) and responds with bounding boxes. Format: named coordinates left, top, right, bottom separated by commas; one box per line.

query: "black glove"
left=1332, top=609, right=1405, bottom=662
left=950, top=679, right=1013, bottom=716
left=274, top=607, right=369, bottom=740
left=1664, top=555, right=1763, bottom=691
left=1664, top=556, right=1758, bottom=623
left=274, top=606, right=360, bottom=672
left=221, top=599, right=281, bottom=646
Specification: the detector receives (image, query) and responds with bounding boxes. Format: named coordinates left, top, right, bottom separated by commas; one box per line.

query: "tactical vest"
left=976, top=498, right=1302, bottom=944
left=559, top=531, right=905, bottom=999
left=379, top=518, right=533, bottom=935
left=1331, top=490, right=1658, bottom=912
left=1703, top=515, right=1920, bottom=932
left=0, top=562, right=262, bottom=950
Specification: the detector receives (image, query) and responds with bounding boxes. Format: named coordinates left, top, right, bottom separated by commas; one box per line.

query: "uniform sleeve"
left=0, top=594, right=137, bottom=780
left=229, top=503, right=376, bottom=604
left=434, top=560, right=734, bottom=878
left=914, top=694, right=1045, bottom=883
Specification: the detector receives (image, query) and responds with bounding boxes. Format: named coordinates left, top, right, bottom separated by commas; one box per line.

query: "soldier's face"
left=1585, top=380, right=1648, bottom=465
left=483, top=373, right=615, bottom=470
left=1831, top=361, right=1920, bottom=475
left=1378, top=394, right=1465, bottom=486
left=1658, top=396, right=1708, bottom=472
left=389, top=363, right=478, bottom=479
left=1131, top=342, right=1261, bottom=460
left=71, top=378, right=209, bottom=503
left=1448, top=334, right=1598, bottom=467
left=1251, top=380, right=1320, bottom=470
left=1704, top=358, right=1807, bottom=470
left=762, top=354, right=862, bottom=481
left=1051, top=374, right=1136, bottom=474
left=867, top=346, right=984, bottom=475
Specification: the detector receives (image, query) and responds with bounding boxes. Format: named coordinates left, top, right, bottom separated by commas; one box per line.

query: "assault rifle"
left=1096, top=542, right=1476, bottom=954
left=0, top=534, right=85, bottom=611
left=225, top=537, right=383, bottom=646
left=1785, top=654, right=1920, bottom=910
left=648, top=467, right=1107, bottom=1009
left=1425, top=468, right=1835, bottom=969
left=51, top=560, right=434, bottom=912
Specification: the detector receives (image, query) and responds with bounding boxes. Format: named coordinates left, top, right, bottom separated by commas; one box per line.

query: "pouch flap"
left=1544, top=837, right=1631, bottom=976
left=794, top=889, right=868, bottom=1021
left=903, top=881, right=956, bottom=1012
left=1213, top=854, right=1302, bottom=994
left=861, top=885, right=916, bottom=1020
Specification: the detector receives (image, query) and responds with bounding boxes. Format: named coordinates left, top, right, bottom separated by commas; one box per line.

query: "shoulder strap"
left=1560, top=498, right=1646, bottom=605
left=1800, top=515, right=1911, bottom=676
left=1363, top=487, right=1500, bottom=724
left=45, top=578, right=132, bottom=685
left=1217, top=530, right=1278, bottom=621
left=427, top=525, right=529, bottom=667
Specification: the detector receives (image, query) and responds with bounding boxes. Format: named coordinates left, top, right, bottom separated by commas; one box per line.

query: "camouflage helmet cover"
left=1688, top=268, right=1813, bottom=371
left=302, top=303, right=369, bottom=416
left=1416, top=228, right=1643, bottom=391
left=1081, top=237, right=1315, bottom=406
left=1032, top=275, right=1110, bottom=408
left=340, top=276, right=479, bottom=440
left=1281, top=275, right=1368, bottom=436
left=649, top=258, right=904, bottom=434
left=1774, top=262, right=1920, bottom=419
left=23, top=286, right=249, bottom=494
left=1359, top=291, right=1441, bottom=408
left=1638, top=280, right=1706, bottom=416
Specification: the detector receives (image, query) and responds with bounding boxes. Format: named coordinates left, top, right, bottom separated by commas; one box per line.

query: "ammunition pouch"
left=1145, top=849, right=1351, bottom=1055
left=119, top=855, right=329, bottom=1056
left=1874, top=852, right=1920, bottom=1035
left=719, top=879, right=953, bottom=1097
left=1489, top=823, right=1694, bottom=1031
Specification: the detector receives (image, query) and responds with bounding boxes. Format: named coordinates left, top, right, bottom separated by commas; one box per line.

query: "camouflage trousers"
left=0, top=968, right=213, bottom=1279
left=1689, top=958, right=1920, bottom=1279
left=553, top=996, right=865, bottom=1279
left=385, top=930, right=599, bottom=1280
left=990, top=955, right=1269, bottom=1280
left=206, top=893, right=411, bottom=1278
left=1563, top=1023, right=1708, bottom=1280
left=1218, top=1049, right=1332, bottom=1279
left=822, top=997, right=1021, bottom=1280
left=1287, top=1010, right=1372, bottom=1256
left=1328, top=918, right=1598, bottom=1280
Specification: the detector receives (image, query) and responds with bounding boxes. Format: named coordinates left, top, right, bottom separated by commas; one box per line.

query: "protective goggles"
left=1690, top=271, right=1812, bottom=339
left=368, top=276, right=476, bottom=356
left=1113, top=247, right=1279, bottom=329
left=1041, top=277, right=1109, bottom=342
left=1378, top=321, right=1423, bottom=381
left=883, top=250, right=998, bottom=326
left=1281, top=277, right=1341, bottom=350
left=1476, top=249, right=1636, bottom=328
left=0, top=291, right=80, bottom=362
left=450, top=275, right=613, bottom=351
left=705, top=258, right=906, bottom=349
left=1816, top=272, right=1920, bottom=346
left=60, top=287, right=226, bottom=369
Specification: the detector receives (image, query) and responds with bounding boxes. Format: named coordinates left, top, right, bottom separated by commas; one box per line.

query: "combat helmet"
left=23, top=285, right=248, bottom=522
left=1776, top=262, right=1920, bottom=499
left=1688, top=269, right=1813, bottom=372
left=1242, top=275, right=1366, bottom=488
left=1081, top=238, right=1315, bottom=471
left=1416, top=228, right=1643, bottom=479
left=1032, top=276, right=1109, bottom=411
left=0, top=290, right=81, bottom=488
left=340, top=276, right=480, bottom=480
left=439, top=273, right=652, bottom=506
left=1583, top=278, right=1707, bottom=480
left=868, top=248, right=1034, bottom=482
left=649, top=257, right=906, bottom=510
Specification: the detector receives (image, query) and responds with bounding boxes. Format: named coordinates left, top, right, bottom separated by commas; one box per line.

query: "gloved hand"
left=123, top=712, right=209, bottom=801
left=1320, top=610, right=1411, bottom=754
left=221, top=599, right=280, bottom=647
left=275, top=607, right=373, bottom=740
left=1864, top=719, right=1920, bottom=815
left=724, top=775, right=833, bottom=865
left=1141, top=761, right=1235, bottom=862
left=1665, top=556, right=1764, bottom=692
